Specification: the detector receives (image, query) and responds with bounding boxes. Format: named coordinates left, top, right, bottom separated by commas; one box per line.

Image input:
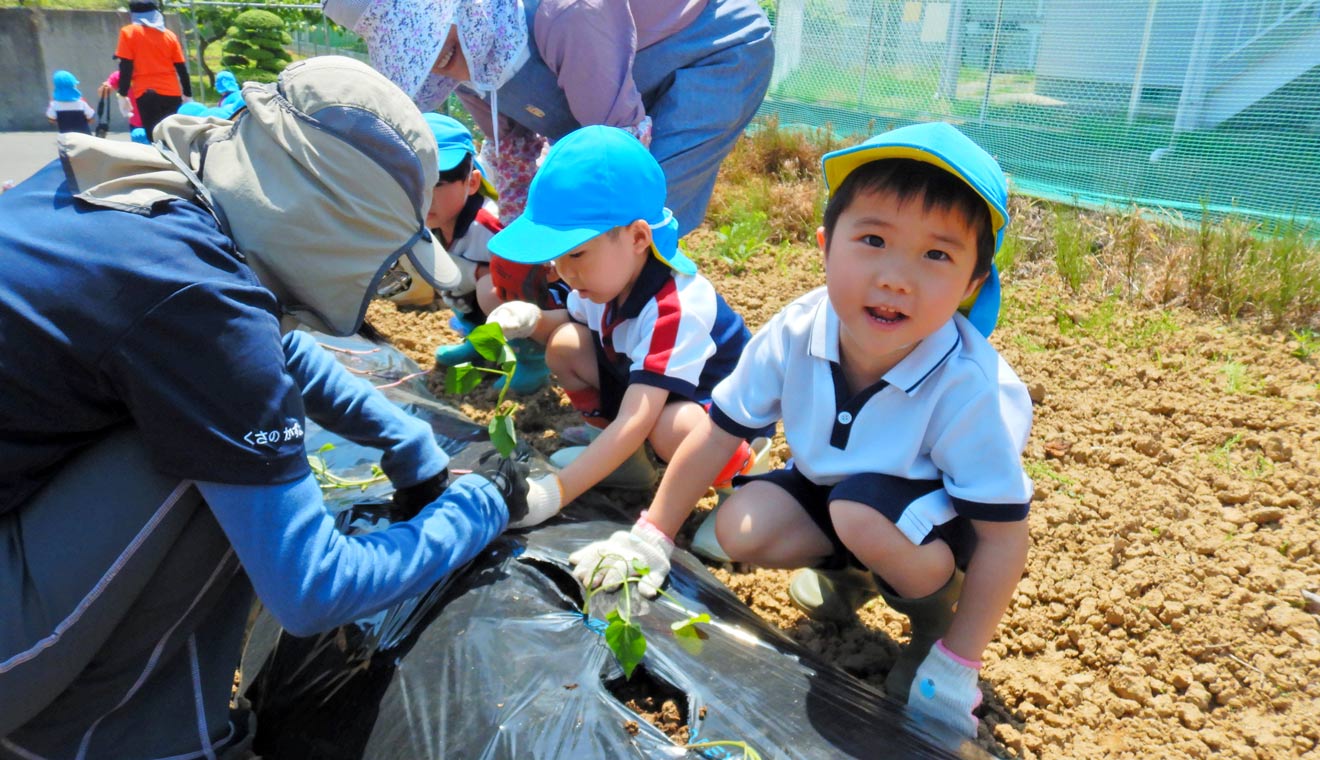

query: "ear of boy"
left=467, top=169, right=483, bottom=197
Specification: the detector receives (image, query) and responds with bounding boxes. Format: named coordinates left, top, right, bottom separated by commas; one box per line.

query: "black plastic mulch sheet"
left=238, top=334, right=994, bottom=760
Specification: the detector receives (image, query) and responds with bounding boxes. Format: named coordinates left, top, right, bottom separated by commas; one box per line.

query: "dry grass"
left=700, top=117, right=1320, bottom=333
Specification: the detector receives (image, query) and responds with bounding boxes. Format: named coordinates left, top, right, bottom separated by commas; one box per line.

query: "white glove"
left=444, top=255, right=479, bottom=294
left=486, top=300, right=541, bottom=340
left=568, top=516, right=674, bottom=597
left=907, top=640, right=982, bottom=739
left=508, top=473, right=563, bottom=529
left=440, top=290, right=476, bottom=316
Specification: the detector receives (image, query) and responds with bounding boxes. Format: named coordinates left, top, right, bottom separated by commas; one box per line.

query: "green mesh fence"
left=761, top=0, right=1320, bottom=226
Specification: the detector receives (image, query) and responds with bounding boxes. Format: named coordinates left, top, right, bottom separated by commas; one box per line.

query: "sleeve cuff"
left=627, top=370, right=697, bottom=400
left=709, top=404, right=768, bottom=441
left=951, top=496, right=1030, bottom=521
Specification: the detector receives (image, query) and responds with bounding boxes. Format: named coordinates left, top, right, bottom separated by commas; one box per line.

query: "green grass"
left=1051, top=206, right=1092, bottom=293
left=0, top=0, right=120, bottom=8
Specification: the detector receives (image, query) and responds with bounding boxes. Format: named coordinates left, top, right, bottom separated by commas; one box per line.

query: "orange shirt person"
left=114, top=0, right=192, bottom=139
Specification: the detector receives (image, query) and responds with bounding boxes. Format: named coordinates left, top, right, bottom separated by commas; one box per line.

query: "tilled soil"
left=365, top=238, right=1320, bottom=759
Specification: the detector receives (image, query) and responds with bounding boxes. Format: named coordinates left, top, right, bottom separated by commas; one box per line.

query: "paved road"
left=0, top=131, right=131, bottom=188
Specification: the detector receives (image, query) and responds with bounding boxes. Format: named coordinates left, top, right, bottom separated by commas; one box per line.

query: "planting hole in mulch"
left=604, top=665, right=690, bottom=745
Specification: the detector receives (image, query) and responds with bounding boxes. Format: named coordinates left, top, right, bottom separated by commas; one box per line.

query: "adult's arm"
left=175, top=63, right=192, bottom=98
left=282, top=330, right=446, bottom=489
left=117, top=59, right=133, bottom=97
left=534, top=0, right=649, bottom=136
left=197, top=472, right=507, bottom=636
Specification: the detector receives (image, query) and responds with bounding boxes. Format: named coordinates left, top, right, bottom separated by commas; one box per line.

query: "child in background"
left=46, top=71, right=96, bottom=135
left=570, top=122, right=1033, bottom=740
left=421, top=114, right=555, bottom=395
left=98, top=70, right=141, bottom=136
left=482, top=125, right=771, bottom=518
left=214, top=70, right=244, bottom=117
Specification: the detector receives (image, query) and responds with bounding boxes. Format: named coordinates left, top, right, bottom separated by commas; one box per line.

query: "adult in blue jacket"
left=0, top=57, right=559, bottom=760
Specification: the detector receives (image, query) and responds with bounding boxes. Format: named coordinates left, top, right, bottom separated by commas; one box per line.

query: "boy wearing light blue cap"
left=417, top=113, right=556, bottom=395
left=484, top=125, right=771, bottom=523
left=46, top=70, right=96, bottom=135
left=571, top=122, right=1033, bottom=741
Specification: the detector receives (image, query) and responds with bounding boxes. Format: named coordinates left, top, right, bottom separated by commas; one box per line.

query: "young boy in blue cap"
left=570, top=122, right=1033, bottom=740
left=46, top=71, right=96, bottom=135
left=483, top=125, right=771, bottom=517
left=418, top=113, right=556, bottom=394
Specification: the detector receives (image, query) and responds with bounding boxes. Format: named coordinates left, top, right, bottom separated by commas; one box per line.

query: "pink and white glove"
left=568, top=514, right=674, bottom=597
left=907, top=640, right=982, bottom=739
left=486, top=301, right=541, bottom=340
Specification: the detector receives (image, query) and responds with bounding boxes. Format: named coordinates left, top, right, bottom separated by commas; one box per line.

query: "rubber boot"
left=689, top=502, right=731, bottom=562
left=788, top=566, right=881, bottom=622
left=493, top=339, right=550, bottom=395
left=434, top=338, right=481, bottom=367
left=549, top=443, right=657, bottom=490
left=880, top=570, right=965, bottom=702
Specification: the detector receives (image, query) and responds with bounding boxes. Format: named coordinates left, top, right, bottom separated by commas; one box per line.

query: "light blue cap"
left=422, top=112, right=497, bottom=200
left=488, top=125, right=692, bottom=274
left=52, top=70, right=82, bottom=102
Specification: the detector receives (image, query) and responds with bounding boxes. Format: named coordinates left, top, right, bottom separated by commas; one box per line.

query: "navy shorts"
left=735, top=466, right=977, bottom=571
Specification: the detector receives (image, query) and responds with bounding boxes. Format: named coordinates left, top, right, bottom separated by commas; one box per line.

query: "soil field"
left=363, top=205, right=1320, bottom=760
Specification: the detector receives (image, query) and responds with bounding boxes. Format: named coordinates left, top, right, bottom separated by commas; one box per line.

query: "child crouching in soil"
left=571, top=122, right=1034, bottom=739
left=480, top=125, right=772, bottom=530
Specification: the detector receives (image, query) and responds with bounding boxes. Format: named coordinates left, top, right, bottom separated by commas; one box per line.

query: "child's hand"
left=568, top=517, right=674, bottom=597
left=509, top=472, right=563, bottom=529
left=486, top=301, right=541, bottom=340
left=907, top=640, right=982, bottom=739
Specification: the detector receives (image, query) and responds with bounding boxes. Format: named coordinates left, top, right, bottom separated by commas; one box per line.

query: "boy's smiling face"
left=551, top=222, right=651, bottom=305
left=822, top=188, right=986, bottom=383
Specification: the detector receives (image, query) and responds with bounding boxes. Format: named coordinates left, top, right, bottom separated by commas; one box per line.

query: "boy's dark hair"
left=437, top=154, right=474, bottom=186
left=822, top=158, right=995, bottom=279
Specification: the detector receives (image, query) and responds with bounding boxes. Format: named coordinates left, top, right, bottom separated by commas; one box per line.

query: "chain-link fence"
left=762, top=0, right=1320, bottom=226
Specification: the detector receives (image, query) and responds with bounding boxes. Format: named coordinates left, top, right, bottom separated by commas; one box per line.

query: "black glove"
left=473, top=449, right=530, bottom=525
left=390, top=469, right=449, bottom=520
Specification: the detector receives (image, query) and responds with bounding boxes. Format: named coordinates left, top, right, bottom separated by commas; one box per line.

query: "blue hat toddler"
left=821, top=121, right=1008, bottom=337
left=423, top=113, right=498, bottom=201
left=488, top=125, right=694, bottom=275
left=52, top=71, right=82, bottom=102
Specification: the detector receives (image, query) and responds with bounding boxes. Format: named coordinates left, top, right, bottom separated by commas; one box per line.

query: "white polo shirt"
left=711, top=287, right=1033, bottom=522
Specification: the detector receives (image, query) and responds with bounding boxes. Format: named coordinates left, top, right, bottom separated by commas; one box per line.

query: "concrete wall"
left=0, top=8, right=186, bottom=131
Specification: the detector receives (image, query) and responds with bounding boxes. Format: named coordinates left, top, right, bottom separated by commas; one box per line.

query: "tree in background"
left=221, top=9, right=292, bottom=84
left=174, top=0, right=316, bottom=87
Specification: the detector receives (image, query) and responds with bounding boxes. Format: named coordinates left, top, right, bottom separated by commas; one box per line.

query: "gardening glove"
left=440, top=289, right=477, bottom=316
left=907, top=640, right=983, bottom=739
left=389, top=469, right=449, bottom=520
left=568, top=515, right=674, bottom=598
left=486, top=300, right=541, bottom=340
left=471, top=451, right=563, bottom=529
left=511, top=472, right=563, bottom=529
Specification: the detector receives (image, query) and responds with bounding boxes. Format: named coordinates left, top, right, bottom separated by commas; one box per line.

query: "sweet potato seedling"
left=444, top=323, right=520, bottom=457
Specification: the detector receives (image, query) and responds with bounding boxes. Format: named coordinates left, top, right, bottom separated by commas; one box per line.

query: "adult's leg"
left=135, top=91, right=183, bottom=140
left=0, top=428, right=253, bottom=760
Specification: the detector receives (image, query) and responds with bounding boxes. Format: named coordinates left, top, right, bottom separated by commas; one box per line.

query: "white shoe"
left=689, top=505, right=732, bottom=563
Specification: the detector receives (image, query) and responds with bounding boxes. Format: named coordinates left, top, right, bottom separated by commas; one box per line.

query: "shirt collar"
left=614, top=255, right=673, bottom=321
left=809, top=296, right=962, bottom=396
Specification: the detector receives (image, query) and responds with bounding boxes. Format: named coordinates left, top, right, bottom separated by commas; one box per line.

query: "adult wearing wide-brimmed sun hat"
left=0, top=57, right=560, bottom=759
left=322, top=0, right=774, bottom=236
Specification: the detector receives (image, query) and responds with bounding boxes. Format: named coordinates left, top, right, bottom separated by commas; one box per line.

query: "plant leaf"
left=630, top=558, right=651, bottom=576
left=604, top=610, right=646, bottom=680
left=670, top=612, right=711, bottom=633
left=445, top=364, right=483, bottom=395
left=489, top=414, right=516, bottom=458
left=672, top=621, right=708, bottom=656
left=317, top=442, right=336, bottom=454
left=467, top=323, right=508, bottom=362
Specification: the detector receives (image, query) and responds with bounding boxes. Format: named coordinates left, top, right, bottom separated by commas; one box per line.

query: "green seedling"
left=714, top=211, right=771, bottom=275
left=579, top=558, right=763, bottom=759
left=444, top=323, right=520, bottom=457
left=580, top=556, right=711, bottom=679
left=1291, top=329, right=1318, bottom=361
left=308, top=442, right=388, bottom=491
